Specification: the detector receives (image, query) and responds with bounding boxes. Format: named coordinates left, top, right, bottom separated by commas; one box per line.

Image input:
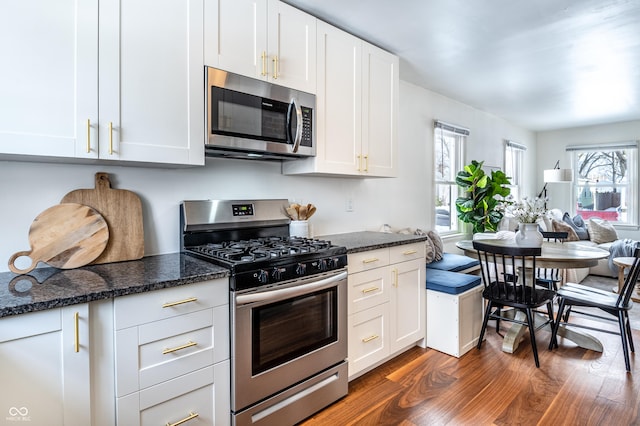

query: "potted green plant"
left=455, top=160, right=511, bottom=233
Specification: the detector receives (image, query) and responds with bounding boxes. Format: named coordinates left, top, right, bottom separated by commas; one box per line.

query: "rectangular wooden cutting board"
left=60, top=172, right=144, bottom=264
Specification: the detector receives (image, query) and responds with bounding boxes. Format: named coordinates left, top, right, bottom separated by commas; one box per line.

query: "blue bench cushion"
left=426, top=269, right=482, bottom=295
left=426, top=252, right=480, bottom=272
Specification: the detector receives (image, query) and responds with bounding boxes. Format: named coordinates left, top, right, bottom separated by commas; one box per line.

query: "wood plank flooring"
left=301, top=307, right=640, bottom=425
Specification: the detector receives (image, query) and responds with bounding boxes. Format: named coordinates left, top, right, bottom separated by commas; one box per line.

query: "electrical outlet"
left=346, top=197, right=353, bottom=212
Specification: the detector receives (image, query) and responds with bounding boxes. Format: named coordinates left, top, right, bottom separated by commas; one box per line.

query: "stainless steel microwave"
left=205, top=66, right=316, bottom=160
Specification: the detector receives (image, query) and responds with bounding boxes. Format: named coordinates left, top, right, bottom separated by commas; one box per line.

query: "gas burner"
left=188, top=236, right=336, bottom=265
left=181, top=200, right=348, bottom=291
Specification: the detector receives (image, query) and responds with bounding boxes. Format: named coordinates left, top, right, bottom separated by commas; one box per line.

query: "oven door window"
left=252, top=287, right=337, bottom=375
left=211, top=87, right=288, bottom=143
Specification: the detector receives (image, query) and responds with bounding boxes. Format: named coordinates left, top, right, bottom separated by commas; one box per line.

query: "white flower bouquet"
left=507, top=196, right=548, bottom=223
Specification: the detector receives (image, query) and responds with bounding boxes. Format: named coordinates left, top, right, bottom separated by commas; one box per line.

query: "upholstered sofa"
left=500, top=208, right=627, bottom=282
left=545, top=209, right=625, bottom=280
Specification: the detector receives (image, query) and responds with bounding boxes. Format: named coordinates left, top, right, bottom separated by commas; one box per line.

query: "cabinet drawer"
left=389, top=242, right=425, bottom=264
left=347, top=303, right=389, bottom=377
left=114, top=279, right=228, bottom=330
left=117, top=365, right=217, bottom=426
left=116, top=305, right=229, bottom=397
left=348, top=268, right=390, bottom=314
left=348, top=248, right=389, bottom=274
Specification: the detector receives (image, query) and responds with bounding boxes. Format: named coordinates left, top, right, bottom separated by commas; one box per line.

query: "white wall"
left=536, top=119, right=640, bottom=239
left=0, top=80, right=534, bottom=273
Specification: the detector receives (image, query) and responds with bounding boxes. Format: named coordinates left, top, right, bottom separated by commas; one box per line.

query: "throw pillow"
left=587, top=218, right=618, bottom=244
left=551, top=219, right=579, bottom=241
left=562, top=212, right=589, bottom=240
left=427, top=230, right=444, bottom=261
left=572, top=214, right=590, bottom=240
left=424, top=235, right=436, bottom=263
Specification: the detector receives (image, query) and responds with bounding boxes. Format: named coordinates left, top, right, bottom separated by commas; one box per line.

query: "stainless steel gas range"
left=180, top=199, right=348, bottom=426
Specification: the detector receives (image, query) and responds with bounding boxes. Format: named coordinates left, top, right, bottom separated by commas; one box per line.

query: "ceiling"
left=284, top=0, right=640, bottom=131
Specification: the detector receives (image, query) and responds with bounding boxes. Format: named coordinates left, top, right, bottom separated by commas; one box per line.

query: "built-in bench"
left=425, top=253, right=484, bottom=358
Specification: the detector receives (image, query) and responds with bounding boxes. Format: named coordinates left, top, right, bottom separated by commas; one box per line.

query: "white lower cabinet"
left=0, top=305, right=91, bottom=426
left=117, top=361, right=230, bottom=426
left=114, top=279, right=230, bottom=425
left=347, top=243, right=426, bottom=379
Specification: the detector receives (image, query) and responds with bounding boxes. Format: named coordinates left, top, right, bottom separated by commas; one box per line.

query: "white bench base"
left=426, top=285, right=484, bottom=358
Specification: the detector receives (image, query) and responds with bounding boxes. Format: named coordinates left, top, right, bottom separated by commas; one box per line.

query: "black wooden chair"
left=473, top=240, right=556, bottom=367
left=549, top=246, right=640, bottom=372
left=536, top=231, right=569, bottom=291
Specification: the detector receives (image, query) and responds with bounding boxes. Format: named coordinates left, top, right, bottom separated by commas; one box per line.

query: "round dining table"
left=456, top=238, right=610, bottom=354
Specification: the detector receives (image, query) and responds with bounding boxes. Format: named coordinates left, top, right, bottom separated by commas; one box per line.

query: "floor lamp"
left=538, top=160, right=573, bottom=208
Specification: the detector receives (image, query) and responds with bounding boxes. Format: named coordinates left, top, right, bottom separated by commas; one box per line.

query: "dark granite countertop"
left=319, top=231, right=428, bottom=254
left=0, top=253, right=229, bottom=318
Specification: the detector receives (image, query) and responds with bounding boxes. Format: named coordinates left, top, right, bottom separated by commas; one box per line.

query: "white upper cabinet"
left=0, top=0, right=98, bottom=160
left=98, top=0, right=204, bottom=166
left=206, top=0, right=316, bottom=94
left=361, top=43, right=398, bottom=178
left=0, top=0, right=204, bottom=166
left=282, top=21, right=398, bottom=177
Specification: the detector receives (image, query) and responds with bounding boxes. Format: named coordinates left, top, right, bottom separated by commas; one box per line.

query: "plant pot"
left=515, top=223, right=543, bottom=247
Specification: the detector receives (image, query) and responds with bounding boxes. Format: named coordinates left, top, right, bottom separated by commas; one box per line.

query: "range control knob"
left=316, top=259, right=328, bottom=272
left=328, top=257, right=340, bottom=269
left=296, top=263, right=307, bottom=275
left=272, top=267, right=286, bottom=281
left=257, top=270, right=269, bottom=284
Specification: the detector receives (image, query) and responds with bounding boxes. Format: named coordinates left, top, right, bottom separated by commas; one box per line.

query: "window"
left=434, top=120, right=468, bottom=233
left=504, top=141, right=526, bottom=201
left=567, top=142, right=638, bottom=225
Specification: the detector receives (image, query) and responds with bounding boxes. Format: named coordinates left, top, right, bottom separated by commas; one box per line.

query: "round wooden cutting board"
left=8, top=203, right=109, bottom=274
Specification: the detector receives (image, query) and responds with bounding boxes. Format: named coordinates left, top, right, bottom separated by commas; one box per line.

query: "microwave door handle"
left=287, top=98, right=303, bottom=153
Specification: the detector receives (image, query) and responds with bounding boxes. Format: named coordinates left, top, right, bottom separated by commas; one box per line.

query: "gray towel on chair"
left=608, top=239, right=638, bottom=274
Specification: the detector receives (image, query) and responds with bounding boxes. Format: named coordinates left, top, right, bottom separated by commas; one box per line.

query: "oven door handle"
left=236, top=271, right=347, bottom=306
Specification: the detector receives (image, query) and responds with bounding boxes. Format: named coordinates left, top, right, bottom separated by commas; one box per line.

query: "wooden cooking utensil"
left=298, top=204, right=308, bottom=220
left=61, top=172, right=144, bottom=264
left=306, top=205, right=317, bottom=219
left=8, top=203, right=109, bottom=274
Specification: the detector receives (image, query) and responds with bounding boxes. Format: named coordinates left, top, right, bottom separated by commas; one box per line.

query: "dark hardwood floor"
left=301, top=277, right=640, bottom=426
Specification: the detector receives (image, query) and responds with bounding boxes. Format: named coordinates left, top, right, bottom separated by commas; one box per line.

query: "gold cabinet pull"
left=363, top=155, right=369, bottom=172
left=362, top=335, right=379, bottom=343
left=272, top=55, right=279, bottom=79
left=162, top=297, right=198, bottom=308
left=362, top=258, right=379, bottom=264
left=166, top=412, right=199, bottom=426
left=361, top=286, right=379, bottom=294
left=86, top=119, right=91, bottom=153
left=403, top=249, right=417, bottom=255
left=261, top=51, right=267, bottom=76
left=108, top=121, right=113, bottom=155
left=74, top=311, right=80, bottom=353
left=163, top=341, right=197, bottom=355
left=393, top=268, right=398, bottom=287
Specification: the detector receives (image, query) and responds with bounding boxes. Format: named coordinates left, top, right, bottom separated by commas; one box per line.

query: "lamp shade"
left=543, top=168, right=573, bottom=183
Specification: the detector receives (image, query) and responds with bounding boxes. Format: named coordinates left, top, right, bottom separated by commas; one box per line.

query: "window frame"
left=567, top=141, right=639, bottom=226
left=504, top=140, right=526, bottom=201
left=433, top=121, right=468, bottom=235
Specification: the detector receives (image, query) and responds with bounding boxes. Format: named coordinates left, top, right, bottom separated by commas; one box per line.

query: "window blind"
left=566, top=141, right=639, bottom=151
left=434, top=120, right=470, bottom=136
left=505, top=140, right=526, bottom=151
